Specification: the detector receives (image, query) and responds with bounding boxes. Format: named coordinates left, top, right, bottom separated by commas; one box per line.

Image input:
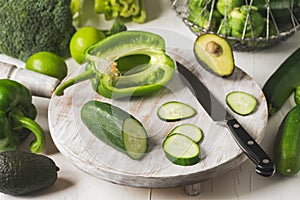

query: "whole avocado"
left=0, top=151, right=59, bottom=196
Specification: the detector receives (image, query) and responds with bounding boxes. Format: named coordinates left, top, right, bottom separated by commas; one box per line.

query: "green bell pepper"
left=94, top=0, right=146, bottom=23
left=0, top=79, right=45, bottom=153
left=54, top=31, right=175, bottom=99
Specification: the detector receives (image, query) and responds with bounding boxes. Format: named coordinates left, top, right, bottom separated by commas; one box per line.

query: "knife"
left=176, top=61, right=275, bottom=177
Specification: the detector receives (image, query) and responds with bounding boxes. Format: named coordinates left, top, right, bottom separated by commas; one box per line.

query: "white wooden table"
left=1, top=0, right=300, bottom=199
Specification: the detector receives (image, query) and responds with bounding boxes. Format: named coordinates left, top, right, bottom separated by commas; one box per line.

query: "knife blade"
left=176, top=61, right=275, bottom=177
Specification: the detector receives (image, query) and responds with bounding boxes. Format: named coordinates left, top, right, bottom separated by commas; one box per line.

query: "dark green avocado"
left=0, top=151, right=59, bottom=196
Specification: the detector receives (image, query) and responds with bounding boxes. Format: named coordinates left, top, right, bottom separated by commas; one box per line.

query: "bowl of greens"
left=171, top=0, right=300, bottom=51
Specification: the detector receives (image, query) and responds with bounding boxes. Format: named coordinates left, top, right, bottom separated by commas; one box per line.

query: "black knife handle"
left=227, top=118, right=275, bottom=177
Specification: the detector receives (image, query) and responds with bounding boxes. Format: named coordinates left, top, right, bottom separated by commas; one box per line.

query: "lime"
left=70, top=26, right=105, bottom=64
left=25, top=51, right=68, bottom=81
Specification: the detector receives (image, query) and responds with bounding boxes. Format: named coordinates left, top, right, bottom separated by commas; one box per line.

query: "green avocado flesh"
left=193, top=34, right=235, bottom=77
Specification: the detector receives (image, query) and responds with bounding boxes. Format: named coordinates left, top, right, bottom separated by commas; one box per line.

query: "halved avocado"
left=193, top=33, right=235, bottom=77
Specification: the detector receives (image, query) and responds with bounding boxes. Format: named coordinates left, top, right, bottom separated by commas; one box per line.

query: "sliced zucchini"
left=163, top=133, right=200, bottom=166
left=169, top=123, right=203, bottom=143
left=226, top=91, right=257, bottom=116
left=157, top=101, right=197, bottom=121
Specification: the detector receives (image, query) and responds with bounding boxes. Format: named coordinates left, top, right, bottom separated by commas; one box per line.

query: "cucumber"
left=169, top=123, right=203, bottom=143
left=81, top=100, right=148, bottom=160
left=263, top=47, right=300, bottom=115
left=274, top=104, right=300, bottom=176
left=157, top=101, right=197, bottom=121
left=163, top=133, right=200, bottom=166
left=226, top=91, right=257, bottom=116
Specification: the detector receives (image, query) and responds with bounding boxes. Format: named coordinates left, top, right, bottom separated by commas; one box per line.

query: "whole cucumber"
left=274, top=104, right=300, bottom=176
left=262, top=47, right=300, bottom=115
left=80, top=100, right=148, bottom=160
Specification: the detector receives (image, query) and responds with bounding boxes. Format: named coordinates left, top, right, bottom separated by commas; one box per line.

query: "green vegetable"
left=157, top=101, right=197, bottom=121
left=274, top=104, right=300, bottom=176
left=0, top=79, right=45, bottom=153
left=295, top=86, right=300, bottom=105
left=70, top=0, right=81, bottom=21
left=229, top=6, right=264, bottom=38
left=81, top=100, right=148, bottom=160
left=226, top=91, right=257, bottom=116
left=188, top=10, right=222, bottom=32
left=102, top=21, right=127, bottom=37
left=169, top=123, right=203, bottom=143
left=163, top=133, right=200, bottom=166
left=262, top=47, right=300, bottom=115
left=94, top=0, right=147, bottom=23
left=0, top=0, right=76, bottom=62
left=0, top=151, right=59, bottom=196
left=253, top=0, right=297, bottom=22
left=25, top=52, right=68, bottom=81
left=54, top=31, right=175, bottom=99
left=216, top=0, right=243, bottom=16
left=188, top=0, right=207, bottom=9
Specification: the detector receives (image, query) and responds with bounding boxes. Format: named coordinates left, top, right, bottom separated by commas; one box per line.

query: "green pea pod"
left=54, top=31, right=175, bottom=99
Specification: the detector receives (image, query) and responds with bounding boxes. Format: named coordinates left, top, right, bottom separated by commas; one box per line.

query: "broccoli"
left=0, top=0, right=76, bottom=62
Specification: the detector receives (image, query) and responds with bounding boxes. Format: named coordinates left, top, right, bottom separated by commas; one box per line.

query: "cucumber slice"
left=122, top=118, right=148, bottom=160
left=169, top=123, right=203, bottom=143
left=163, top=133, right=200, bottom=166
left=157, top=101, right=197, bottom=121
left=226, top=91, right=257, bottom=116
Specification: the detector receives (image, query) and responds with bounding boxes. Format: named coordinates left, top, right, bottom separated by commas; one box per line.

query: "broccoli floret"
left=103, top=21, right=127, bottom=37
left=0, top=0, right=76, bottom=62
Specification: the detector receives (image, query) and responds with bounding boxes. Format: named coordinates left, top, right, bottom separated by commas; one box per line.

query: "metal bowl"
left=170, top=0, right=300, bottom=51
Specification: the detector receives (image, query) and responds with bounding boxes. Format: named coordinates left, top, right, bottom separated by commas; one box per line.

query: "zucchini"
left=169, top=123, right=203, bottom=143
left=226, top=91, right=257, bottom=116
left=163, top=133, right=200, bottom=166
left=253, top=0, right=296, bottom=22
left=274, top=104, right=300, bottom=176
left=157, top=101, right=197, bottom=121
left=262, top=47, right=300, bottom=115
left=81, top=100, right=148, bottom=160
left=295, top=86, right=300, bottom=105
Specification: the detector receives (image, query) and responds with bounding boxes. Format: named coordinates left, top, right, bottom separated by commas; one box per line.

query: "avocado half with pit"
left=193, top=33, right=235, bottom=77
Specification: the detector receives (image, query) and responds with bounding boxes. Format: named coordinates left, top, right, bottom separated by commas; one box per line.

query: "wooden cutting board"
left=48, top=46, right=268, bottom=188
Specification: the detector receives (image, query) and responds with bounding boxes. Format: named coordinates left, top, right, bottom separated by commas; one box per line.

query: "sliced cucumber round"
left=163, top=133, right=200, bottom=166
left=157, top=101, right=197, bottom=121
left=122, top=118, right=148, bottom=160
left=169, top=123, right=203, bottom=143
left=226, top=91, right=257, bottom=116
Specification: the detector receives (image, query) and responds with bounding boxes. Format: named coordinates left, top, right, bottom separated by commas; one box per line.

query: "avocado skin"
left=0, top=151, right=58, bottom=196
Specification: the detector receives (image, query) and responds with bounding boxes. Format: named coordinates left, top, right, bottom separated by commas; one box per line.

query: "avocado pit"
left=205, top=41, right=223, bottom=57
